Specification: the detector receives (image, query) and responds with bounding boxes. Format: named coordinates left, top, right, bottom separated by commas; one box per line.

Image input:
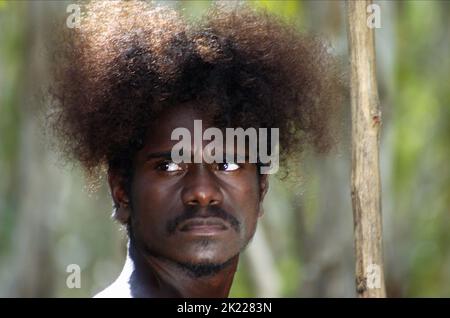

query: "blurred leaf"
left=251, top=0, right=301, bottom=21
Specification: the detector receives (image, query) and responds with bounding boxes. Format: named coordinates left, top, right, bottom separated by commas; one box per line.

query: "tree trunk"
left=346, top=0, right=386, bottom=298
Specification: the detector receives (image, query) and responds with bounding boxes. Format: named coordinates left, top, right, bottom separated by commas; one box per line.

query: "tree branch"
left=346, top=0, right=386, bottom=298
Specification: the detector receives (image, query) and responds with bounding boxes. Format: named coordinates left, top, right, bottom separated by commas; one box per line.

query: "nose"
left=181, top=165, right=223, bottom=207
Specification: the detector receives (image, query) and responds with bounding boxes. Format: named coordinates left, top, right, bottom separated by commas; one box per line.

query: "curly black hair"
left=49, top=0, right=344, bottom=185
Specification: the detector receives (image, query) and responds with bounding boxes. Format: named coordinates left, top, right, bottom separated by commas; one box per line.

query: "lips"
left=178, top=217, right=229, bottom=234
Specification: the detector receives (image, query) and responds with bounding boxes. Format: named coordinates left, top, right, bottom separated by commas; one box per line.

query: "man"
left=50, top=0, right=342, bottom=297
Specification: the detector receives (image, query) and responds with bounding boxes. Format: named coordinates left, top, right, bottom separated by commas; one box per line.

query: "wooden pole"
left=346, top=0, right=386, bottom=297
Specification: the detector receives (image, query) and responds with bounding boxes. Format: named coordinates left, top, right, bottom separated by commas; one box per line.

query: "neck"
left=124, top=241, right=239, bottom=298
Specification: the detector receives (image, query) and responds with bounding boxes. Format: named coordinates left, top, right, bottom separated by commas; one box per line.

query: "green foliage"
left=392, top=0, right=450, bottom=296
left=0, top=0, right=26, bottom=258
left=252, top=0, right=301, bottom=21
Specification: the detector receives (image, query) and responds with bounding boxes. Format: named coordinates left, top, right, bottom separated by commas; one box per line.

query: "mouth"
left=178, top=217, right=229, bottom=235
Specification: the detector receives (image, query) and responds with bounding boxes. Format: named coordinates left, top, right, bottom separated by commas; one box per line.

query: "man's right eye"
left=156, top=160, right=183, bottom=172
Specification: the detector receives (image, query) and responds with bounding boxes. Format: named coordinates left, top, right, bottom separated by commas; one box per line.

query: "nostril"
left=185, top=197, right=220, bottom=207
left=181, top=182, right=223, bottom=207
left=209, top=200, right=220, bottom=205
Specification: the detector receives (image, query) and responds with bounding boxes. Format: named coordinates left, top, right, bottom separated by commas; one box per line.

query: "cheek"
left=132, top=171, right=177, bottom=207
left=223, top=176, right=262, bottom=233
left=130, top=177, right=177, bottom=234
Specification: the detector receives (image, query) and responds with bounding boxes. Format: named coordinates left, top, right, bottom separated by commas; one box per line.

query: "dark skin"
left=108, top=104, right=269, bottom=298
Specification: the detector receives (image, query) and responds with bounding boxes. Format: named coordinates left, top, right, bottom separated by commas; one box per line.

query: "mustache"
left=166, top=205, right=240, bottom=235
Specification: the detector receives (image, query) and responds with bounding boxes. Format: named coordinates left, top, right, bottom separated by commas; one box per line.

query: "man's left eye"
left=157, top=161, right=184, bottom=172
left=217, top=162, right=240, bottom=171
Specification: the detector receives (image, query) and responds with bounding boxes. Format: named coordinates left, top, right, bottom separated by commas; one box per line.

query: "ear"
left=257, top=174, right=269, bottom=217
left=108, top=171, right=131, bottom=225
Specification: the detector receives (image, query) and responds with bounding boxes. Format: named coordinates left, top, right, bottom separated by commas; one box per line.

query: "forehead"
left=143, top=103, right=214, bottom=151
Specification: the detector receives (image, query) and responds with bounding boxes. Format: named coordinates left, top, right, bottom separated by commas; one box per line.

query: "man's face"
left=114, top=105, right=268, bottom=270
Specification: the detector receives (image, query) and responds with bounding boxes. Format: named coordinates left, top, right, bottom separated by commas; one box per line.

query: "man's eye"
left=157, top=161, right=183, bottom=172
left=217, top=162, right=240, bottom=171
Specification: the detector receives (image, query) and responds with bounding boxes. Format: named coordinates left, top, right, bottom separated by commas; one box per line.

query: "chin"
left=176, top=254, right=238, bottom=278
left=181, top=238, right=240, bottom=264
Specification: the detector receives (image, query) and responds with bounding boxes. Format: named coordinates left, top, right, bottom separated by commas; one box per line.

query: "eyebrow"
left=146, top=151, right=173, bottom=160
left=223, top=154, right=250, bottom=163
left=145, top=151, right=251, bottom=162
